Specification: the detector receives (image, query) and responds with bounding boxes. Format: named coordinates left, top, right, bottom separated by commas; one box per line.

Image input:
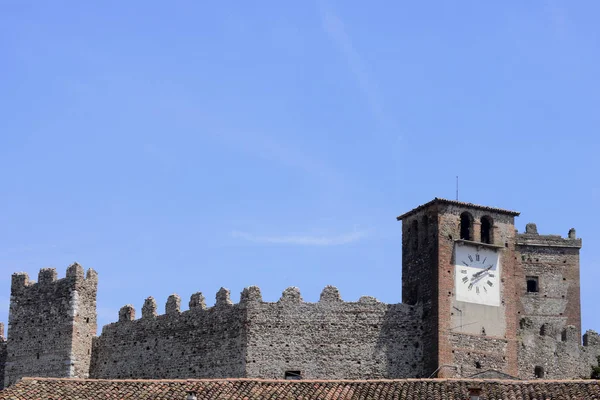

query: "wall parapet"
left=517, top=225, right=582, bottom=248
left=105, top=285, right=413, bottom=333
left=584, top=330, right=600, bottom=347
left=95, top=285, right=422, bottom=380
left=10, top=263, right=97, bottom=294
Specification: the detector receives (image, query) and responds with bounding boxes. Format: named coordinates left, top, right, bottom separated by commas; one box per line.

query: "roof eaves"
left=396, top=197, right=520, bottom=220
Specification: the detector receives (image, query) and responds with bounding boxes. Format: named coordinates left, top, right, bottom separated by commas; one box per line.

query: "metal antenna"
left=456, top=176, right=459, bottom=201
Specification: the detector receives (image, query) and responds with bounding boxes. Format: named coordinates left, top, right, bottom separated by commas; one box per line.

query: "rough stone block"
left=38, top=268, right=57, bottom=285
left=319, top=286, right=341, bottom=302
left=165, top=294, right=181, bottom=315
left=279, top=287, right=302, bottom=303
left=189, top=292, right=206, bottom=310
left=215, top=288, right=232, bottom=307
left=118, top=305, right=135, bottom=322
left=240, top=286, right=262, bottom=303
left=142, top=297, right=158, bottom=319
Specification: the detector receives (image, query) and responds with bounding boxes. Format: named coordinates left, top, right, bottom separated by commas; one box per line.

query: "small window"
left=460, top=212, right=474, bottom=240
left=469, top=388, right=482, bottom=400
left=527, top=276, right=539, bottom=293
left=480, top=216, right=493, bottom=244
left=534, top=366, right=545, bottom=379
left=284, top=370, right=302, bottom=380
left=475, top=361, right=482, bottom=369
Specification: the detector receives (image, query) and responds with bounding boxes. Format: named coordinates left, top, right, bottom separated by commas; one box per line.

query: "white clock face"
left=454, top=244, right=500, bottom=306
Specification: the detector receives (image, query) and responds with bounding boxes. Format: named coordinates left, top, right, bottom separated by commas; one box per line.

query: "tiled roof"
left=396, top=198, right=520, bottom=220
left=1, top=378, right=599, bottom=400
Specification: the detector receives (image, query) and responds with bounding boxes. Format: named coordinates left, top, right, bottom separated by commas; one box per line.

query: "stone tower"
left=397, top=198, right=521, bottom=378
left=4, top=263, right=97, bottom=387
left=515, top=223, right=583, bottom=379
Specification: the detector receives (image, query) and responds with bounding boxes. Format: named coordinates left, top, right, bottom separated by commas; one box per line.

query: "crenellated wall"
left=1, top=200, right=599, bottom=384
left=90, top=288, right=246, bottom=379
left=90, top=286, right=423, bottom=380
left=518, top=317, right=600, bottom=379
left=4, top=264, right=97, bottom=387
left=244, top=286, right=423, bottom=379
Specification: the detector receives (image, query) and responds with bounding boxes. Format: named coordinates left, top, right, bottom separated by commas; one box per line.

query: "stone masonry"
left=3, top=263, right=97, bottom=388
left=90, top=286, right=423, bottom=380
left=0, top=198, right=599, bottom=388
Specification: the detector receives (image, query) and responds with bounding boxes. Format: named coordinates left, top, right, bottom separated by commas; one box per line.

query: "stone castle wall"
left=244, top=286, right=423, bottom=379
left=90, top=288, right=246, bottom=379
left=90, top=285, right=423, bottom=380
left=4, top=264, right=97, bottom=388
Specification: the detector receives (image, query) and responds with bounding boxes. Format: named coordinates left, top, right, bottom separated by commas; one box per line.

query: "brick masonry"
left=0, top=198, right=599, bottom=386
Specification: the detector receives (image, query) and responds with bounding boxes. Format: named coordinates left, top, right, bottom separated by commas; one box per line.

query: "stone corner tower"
left=397, top=198, right=520, bottom=378
left=4, top=263, right=98, bottom=387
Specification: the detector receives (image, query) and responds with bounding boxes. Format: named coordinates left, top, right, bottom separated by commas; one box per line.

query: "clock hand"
left=471, top=265, right=493, bottom=279
left=470, top=273, right=490, bottom=285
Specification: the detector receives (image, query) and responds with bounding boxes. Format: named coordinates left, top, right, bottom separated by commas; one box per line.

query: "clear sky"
left=1, top=2, right=599, bottom=336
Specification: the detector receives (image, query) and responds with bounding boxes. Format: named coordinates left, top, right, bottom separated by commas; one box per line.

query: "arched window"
left=481, top=216, right=493, bottom=244
left=421, top=215, right=429, bottom=246
left=460, top=212, right=473, bottom=241
left=411, top=219, right=419, bottom=251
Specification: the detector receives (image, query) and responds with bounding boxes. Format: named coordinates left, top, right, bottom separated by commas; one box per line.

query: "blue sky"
left=1, top=1, right=599, bottom=336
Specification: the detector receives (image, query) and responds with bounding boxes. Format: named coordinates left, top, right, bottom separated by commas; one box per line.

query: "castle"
left=1, top=198, right=599, bottom=389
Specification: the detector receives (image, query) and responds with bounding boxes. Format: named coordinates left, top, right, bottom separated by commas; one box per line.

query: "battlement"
left=517, top=223, right=582, bottom=248
left=91, top=285, right=420, bottom=380
left=584, top=330, right=600, bottom=347
left=10, top=263, right=98, bottom=294
left=106, top=285, right=395, bottom=330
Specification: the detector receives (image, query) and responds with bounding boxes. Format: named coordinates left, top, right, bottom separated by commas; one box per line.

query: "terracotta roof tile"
left=1, top=378, right=599, bottom=400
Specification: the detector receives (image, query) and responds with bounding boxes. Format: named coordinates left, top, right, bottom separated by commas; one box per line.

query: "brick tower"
left=397, top=198, right=520, bottom=378
left=4, top=263, right=97, bottom=387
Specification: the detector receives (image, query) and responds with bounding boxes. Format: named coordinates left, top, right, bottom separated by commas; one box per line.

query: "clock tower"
left=397, top=198, right=520, bottom=378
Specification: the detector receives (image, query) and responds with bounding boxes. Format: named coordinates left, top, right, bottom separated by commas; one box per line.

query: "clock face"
left=454, top=244, right=501, bottom=306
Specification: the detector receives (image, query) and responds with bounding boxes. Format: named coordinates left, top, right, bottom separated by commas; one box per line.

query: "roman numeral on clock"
left=468, top=255, right=473, bottom=262
left=462, top=277, right=469, bottom=283
left=475, top=254, right=480, bottom=261
left=487, top=280, right=493, bottom=287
